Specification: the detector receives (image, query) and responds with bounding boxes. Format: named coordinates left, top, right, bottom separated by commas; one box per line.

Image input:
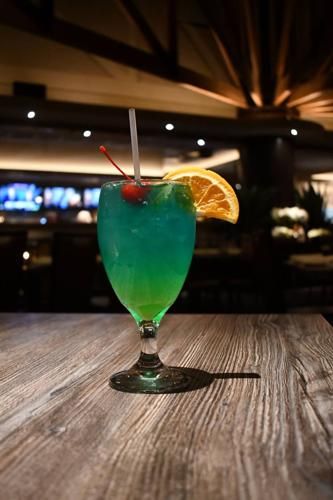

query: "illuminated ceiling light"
left=40, top=217, right=47, bottom=225
left=83, top=130, right=92, bottom=138
left=181, top=83, right=247, bottom=108
left=235, top=183, right=242, bottom=190
left=22, top=251, right=30, bottom=260
left=165, top=123, right=174, bottom=131
left=290, top=128, right=298, bottom=136
left=274, top=90, right=291, bottom=106
left=197, top=139, right=206, bottom=147
left=250, top=92, right=263, bottom=106
left=312, top=173, right=333, bottom=181
left=298, top=98, right=333, bottom=109
left=27, top=110, right=36, bottom=119
left=35, top=195, right=43, bottom=204
left=288, top=91, right=322, bottom=107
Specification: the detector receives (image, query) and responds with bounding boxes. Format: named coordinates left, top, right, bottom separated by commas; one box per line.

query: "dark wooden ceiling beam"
left=14, top=0, right=54, bottom=23
left=298, top=93, right=333, bottom=108
left=167, top=0, right=178, bottom=69
left=287, top=1, right=333, bottom=100
left=0, top=0, right=242, bottom=108
left=179, top=67, right=247, bottom=108
left=288, top=83, right=325, bottom=107
left=301, top=109, right=333, bottom=115
left=181, top=24, right=226, bottom=83
left=299, top=1, right=333, bottom=85
left=299, top=99, right=333, bottom=110
left=242, top=0, right=262, bottom=106
left=115, top=0, right=167, bottom=61
left=274, top=85, right=291, bottom=106
left=198, top=0, right=251, bottom=107
left=274, top=0, right=295, bottom=104
left=3, top=0, right=331, bottom=117
left=209, top=29, right=241, bottom=90
left=1, top=1, right=168, bottom=76
left=256, top=0, right=276, bottom=106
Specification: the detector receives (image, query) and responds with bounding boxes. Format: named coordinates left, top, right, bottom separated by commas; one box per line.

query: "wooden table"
left=0, top=314, right=332, bottom=500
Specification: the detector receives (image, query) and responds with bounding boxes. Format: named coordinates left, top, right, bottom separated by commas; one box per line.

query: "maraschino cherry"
left=99, top=145, right=149, bottom=203
left=121, top=183, right=149, bottom=204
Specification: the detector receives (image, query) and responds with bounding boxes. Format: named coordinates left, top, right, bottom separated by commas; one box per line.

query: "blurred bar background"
left=1, top=0, right=333, bottom=320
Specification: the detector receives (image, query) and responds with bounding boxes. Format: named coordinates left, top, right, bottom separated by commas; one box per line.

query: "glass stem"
left=135, top=320, right=164, bottom=375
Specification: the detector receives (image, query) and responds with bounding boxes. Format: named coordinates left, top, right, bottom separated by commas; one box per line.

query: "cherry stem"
left=99, top=145, right=132, bottom=181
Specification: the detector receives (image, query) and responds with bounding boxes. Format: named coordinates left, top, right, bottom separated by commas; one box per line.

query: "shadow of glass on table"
left=110, top=367, right=261, bottom=394
left=169, top=368, right=261, bottom=393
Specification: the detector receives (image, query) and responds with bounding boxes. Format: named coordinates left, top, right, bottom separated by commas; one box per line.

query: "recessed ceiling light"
left=165, top=123, right=174, bottom=131
left=197, top=139, right=206, bottom=147
left=235, top=183, right=242, bottom=190
left=290, top=128, right=298, bottom=136
left=27, top=110, right=36, bottom=119
left=83, top=130, right=92, bottom=138
left=39, top=217, right=47, bottom=225
left=22, top=251, right=30, bottom=260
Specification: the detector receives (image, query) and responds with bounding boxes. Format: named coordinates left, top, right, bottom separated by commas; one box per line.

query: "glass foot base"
left=110, top=365, right=190, bottom=394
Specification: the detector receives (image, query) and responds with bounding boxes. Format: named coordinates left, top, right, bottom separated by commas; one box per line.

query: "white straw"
left=129, top=108, right=141, bottom=182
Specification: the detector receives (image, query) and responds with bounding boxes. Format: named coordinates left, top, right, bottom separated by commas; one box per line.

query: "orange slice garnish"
left=164, top=166, right=239, bottom=223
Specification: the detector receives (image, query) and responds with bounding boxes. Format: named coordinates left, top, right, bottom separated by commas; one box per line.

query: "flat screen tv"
left=0, top=183, right=43, bottom=211
left=43, top=187, right=82, bottom=209
left=83, top=188, right=101, bottom=208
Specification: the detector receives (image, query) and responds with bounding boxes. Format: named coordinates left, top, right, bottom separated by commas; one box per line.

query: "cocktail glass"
left=97, top=179, right=196, bottom=393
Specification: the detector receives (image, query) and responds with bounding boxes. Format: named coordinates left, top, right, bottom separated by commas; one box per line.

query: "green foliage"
left=295, top=184, right=327, bottom=228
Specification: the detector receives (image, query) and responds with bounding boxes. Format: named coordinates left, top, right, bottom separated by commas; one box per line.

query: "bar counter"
left=0, top=314, right=332, bottom=499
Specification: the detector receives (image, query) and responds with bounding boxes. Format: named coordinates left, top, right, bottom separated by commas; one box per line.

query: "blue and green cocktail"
left=97, top=180, right=196, bottom=393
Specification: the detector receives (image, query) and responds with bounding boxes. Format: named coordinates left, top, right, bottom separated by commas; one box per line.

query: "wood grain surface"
left=0, top=314, right=332, bottom=500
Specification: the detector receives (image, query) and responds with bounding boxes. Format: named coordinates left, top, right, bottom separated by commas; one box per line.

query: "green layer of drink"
left=97, top=180, right=196, bottom=323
